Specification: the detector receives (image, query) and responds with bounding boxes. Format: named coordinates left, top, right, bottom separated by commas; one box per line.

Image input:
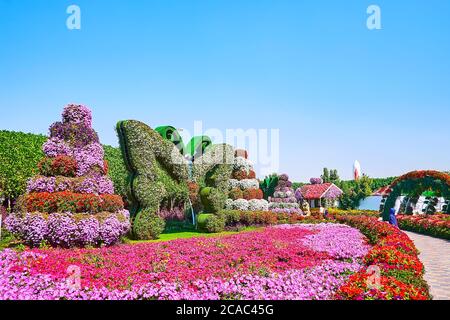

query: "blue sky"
left=0, top=0, right=449, bottom=181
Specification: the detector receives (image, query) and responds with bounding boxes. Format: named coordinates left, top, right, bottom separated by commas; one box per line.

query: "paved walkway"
left=404, top=231, right=450, bottom=300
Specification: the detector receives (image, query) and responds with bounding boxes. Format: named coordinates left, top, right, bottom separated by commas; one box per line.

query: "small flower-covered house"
left=297, top=178, right=343, bottom=208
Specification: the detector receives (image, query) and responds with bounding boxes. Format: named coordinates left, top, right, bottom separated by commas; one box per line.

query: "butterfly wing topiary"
left=193, top=144, right=234, bottom=213
left=117, top=120, right=189, bottom=239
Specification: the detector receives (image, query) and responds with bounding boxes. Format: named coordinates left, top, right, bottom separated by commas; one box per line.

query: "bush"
left=197, top=213, right=225, bottom=233
left=328, top=209, right=380, bottom=218
left=216, top=209, right=308, bottom=230
left=133, top=210, right=166, bottom=240
left=200, top=187, right=228, bottom=213
left=205, top=215, right=226, bottom=233
left=0, top=130, right=47, bottom=202
left=196, top=213, right=213, bottom=230
left=219, top=210, right=241, bottom=226
left=103, top=145, right=129, bottom=200
left=397, top=214, right=450, bottom=240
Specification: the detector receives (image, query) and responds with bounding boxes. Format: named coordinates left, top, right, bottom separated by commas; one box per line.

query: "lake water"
left=358, top=196, right=382, bottom=211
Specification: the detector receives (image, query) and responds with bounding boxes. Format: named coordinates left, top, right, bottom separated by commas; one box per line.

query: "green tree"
left=329, top=169, right=340, bottom=184
left=321, top=168, right=340, bottom=184
left=338, top=175, right=373, bottom=210
left=321, top=168, right=330, bottom=183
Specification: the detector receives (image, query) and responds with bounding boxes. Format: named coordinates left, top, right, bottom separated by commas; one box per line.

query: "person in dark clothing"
left=388, top=208, right=398, bottom=227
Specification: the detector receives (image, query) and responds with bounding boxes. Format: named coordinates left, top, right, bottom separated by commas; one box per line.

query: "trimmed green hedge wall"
left=0, top=130, right=46, bottom=203
left=103, top=144, right=130, bottom=201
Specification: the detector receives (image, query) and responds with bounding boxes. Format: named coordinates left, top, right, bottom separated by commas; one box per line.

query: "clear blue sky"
left=1, top=0, right=449, bottom=182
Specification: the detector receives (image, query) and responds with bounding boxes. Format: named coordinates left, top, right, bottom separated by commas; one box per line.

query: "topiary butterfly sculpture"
left=117, top=120, right=233, bottom=240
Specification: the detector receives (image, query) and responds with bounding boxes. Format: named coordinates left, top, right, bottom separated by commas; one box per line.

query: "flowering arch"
left=382, top=170, right=450, bottom=220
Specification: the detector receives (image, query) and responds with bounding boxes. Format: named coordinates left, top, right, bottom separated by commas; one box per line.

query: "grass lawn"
left=0, top=226, right=261, bottom=249
left=127, top=227, right=260, bottom=244
left=0, top=229, right=19, bottom=250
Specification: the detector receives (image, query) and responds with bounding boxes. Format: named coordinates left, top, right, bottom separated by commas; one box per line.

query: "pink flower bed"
left=0, top=224, right=370, bottom=300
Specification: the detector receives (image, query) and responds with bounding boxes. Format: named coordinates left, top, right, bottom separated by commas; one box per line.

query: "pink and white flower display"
left=0, top=224, right=369, bottom=300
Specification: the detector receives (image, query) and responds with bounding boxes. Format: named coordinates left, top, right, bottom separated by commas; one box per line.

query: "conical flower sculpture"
left=6, top=104, right=130, bottom=247
left=268, top=174, right=302, bottom=214
left=225, top=149, right=268, bottom=211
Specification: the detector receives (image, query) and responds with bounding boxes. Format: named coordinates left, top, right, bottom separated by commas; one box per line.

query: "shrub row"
left=335, top=215, right=430, bottom=300
left=197, top=210, right=317, bottom=233
left=397, top=214, right=450, bottom=240
left=327, top=208, right=381, bottom=218
left=17, top=192, right=124, bottom=214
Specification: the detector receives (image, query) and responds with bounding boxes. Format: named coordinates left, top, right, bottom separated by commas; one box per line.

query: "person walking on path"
left=388, top=208, right=398, bottom=227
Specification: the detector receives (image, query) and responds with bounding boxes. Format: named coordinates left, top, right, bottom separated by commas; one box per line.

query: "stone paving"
left=404, top=231, right=450, bottom=300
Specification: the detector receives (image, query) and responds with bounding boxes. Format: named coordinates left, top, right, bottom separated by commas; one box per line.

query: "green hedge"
left=0, top=130, right=46, bottom=203
left=197, top=213, right=225, bottom=233
left=103, top=145, right=130, bottom=200
left=398, top=218, right=450, bottom=240
left=0, top=130, right=129, bottom=206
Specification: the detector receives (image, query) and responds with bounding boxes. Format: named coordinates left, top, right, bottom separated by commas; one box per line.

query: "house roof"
left=372, top=186, right=391, bottom=196
left=300, top=183, right=343, bottom=200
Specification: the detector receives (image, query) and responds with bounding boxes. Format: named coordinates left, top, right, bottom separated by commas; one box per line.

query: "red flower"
left=25, top=192, right=123, bottom=213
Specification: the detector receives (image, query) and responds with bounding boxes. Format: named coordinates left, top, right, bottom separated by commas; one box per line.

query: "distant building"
left=353, top=160, right=361, bottom=180
left=372, top=186, right=391, bottom=197
left=299, top=182, right=343, bottom=208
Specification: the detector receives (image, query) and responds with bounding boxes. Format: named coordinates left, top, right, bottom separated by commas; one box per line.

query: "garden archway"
left=382, top=170, right=450, bottom=220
